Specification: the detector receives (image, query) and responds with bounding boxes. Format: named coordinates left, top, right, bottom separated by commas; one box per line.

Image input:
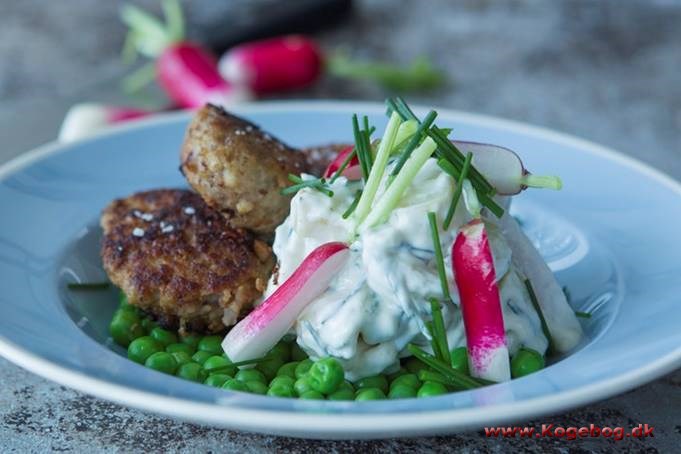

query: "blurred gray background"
left=1, top=0, right=680, bottom=452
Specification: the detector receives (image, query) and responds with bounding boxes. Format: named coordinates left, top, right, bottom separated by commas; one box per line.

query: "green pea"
left=299, top=390, right=325, bottom=400
left=203, top=355, right=236, bottom=376
left=127, top=336, right=162, bottom=364
left=404, top=357, right=428, bottom=374
left=417, top=381, right=447, bottom=398
left=269, top=376, right=295, bottom=389
left=235, top=368, right=266, bottom=384
left=180, top=334, right=201, bottom=348
left=109, top=310, right=145, bottom=347
left=149, top=327, right=177, bottom=347
left=144, top=351, right=178, bottom=375
left=166, top=343, right=195, bottom=355
left=176, top=362, right=207, bottom=383
left=170, top=351, right=192, bottom=366
left=355, top=388, right=386, bottom=401
left=308, top=358, right=344, bottom=395
left=276, top=361, right=300, bottom=379
left=450, top=347, right=469, bottom=374
left=390, top=373, right=421, bottom=390
left=294, top=359, right=314, bottom=379
left=387, top=368, right=408, bottom=382
left=511, top=348, right=545, bottom=378
left=327, top=381, right=355, bottom=401
left=141, top=318, right=158, bottom=333
left=191, top=350, right=213, bottom=365
left=256, top=357, right=285, bottom=381
left=244, top=381, right=268, bottom=395
left=294, top=376, right=314, bottom=396
left=356, top=375, right=389, bottom=394
left=267, top=385, right=295, bottom=398
left=222, top=378, right=249, bottom=392
left=290, top=343, right=308, bottom=362
left=204, top=374, right=232, bottom=387
left=268, top=341, right=291, bottom=363
left=388, top=384, right=417, bottom=399
left=198, top=335, right=223, bottom=355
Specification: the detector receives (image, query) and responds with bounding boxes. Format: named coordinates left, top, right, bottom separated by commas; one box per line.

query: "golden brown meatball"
left=100, top=189, right=274, bottom=335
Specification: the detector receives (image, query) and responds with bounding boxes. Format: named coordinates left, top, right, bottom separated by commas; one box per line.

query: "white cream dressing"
left=267, top=159, right=548, bottom=380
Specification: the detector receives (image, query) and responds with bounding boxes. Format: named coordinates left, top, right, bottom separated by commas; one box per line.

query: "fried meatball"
left=101, top=189, right=274, bottom=335
left=180, top=104, right=308, bottom=235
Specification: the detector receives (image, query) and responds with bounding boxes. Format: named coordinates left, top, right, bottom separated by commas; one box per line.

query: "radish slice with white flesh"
left=453, top=219, right=511, bottom=382
left=323, top=145, right=362, bottom=180
left=59, top=103, right=150, bottom=142
left=452, top=141, right=562, bottom=195
left=222, top=242, right=350, bottom=363
left=499, top=213, right=583, bottom=352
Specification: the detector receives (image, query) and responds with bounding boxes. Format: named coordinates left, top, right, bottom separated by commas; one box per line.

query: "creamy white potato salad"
left=267, top=159, right=548, bottom=380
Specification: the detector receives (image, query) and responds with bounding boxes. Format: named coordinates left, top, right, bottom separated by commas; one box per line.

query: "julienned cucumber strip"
left=354, top=111, right=402, bottom=225
left=362, top=137, right=438, bottom=228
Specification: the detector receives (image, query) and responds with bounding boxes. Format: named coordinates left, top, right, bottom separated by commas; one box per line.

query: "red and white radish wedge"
left=453, top=219, right=511, bottom=382
left=452, top=141, right=562, bottom=195
left=323, top=145, right=362, bottom=180
left=222, top=242, right=349, bottom=363
left=157, top=42, right=251, bottom=108
left=219, top=35, right=323, bottom=95
left=499, top=213, right=583, bottom=352
left=58, top=103, right=151, bottom=142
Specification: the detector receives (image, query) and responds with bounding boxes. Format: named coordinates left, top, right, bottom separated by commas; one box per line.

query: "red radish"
left=58, top=103, right=150, bottom=142
left=453, top=219, right=511, bottom=382
left=452, top=141, right=562, bottom=195
left=222, top=242, right=349, bottom=363
left=500, top=213, right=583, bottom=352
left=120, top=0, right=250, bottom=108
left=323, top=145, right=362, bottom=180
left=219, top=35, right=323, bottom=95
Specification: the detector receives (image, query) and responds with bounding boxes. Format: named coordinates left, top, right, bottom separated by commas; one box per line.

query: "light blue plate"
left=0, top=101, right=680, bottom=439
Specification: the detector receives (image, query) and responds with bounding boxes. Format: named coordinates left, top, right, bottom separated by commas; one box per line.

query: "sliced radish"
left=58, top=103, right=150, bottom=142
left=452, top=219, right=511, bottom=382
left=452, top=141, right=562, bottom=195
left=222, top=242, right=349, bottom=363
left=219, top=35, right=323, bottom=95
left=499, top=213, right=583, bottom=352
left=157, top=42, right=251, bottom=108
left=322, top=145, right=362, bottom=180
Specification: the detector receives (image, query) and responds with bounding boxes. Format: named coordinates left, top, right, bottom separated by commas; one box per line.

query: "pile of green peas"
left=110, top=296, right=545, bottom=400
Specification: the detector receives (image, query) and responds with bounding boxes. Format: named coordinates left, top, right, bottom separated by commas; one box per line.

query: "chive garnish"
left=389, top=110, right=437, bottom=178
left=525, top=279, right=554, bottom=352
left=417, top=369, right=452, bottom=387
left=281, top=174, right=334, bottom=198
left=67, top=282, right=111, bottom=290
left=575, top=311, right=592, bottom=319
left=443, top=152, right=473, bottom=229
left=203, top=353, right=277, bottom=373
left=428, top=212, right=451, bottom=301
left=438, top=159, right=504, bottom=218
left=429, top=298, right=450, bottom=364
left=407, top=344, right=490, bottom=389
left=352, top=114, right=372, bottom=181
left=342, top=190, right=362, bottom=219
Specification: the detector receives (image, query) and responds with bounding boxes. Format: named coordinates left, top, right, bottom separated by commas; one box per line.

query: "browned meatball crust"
left=100, top=189, right=274, bottom=334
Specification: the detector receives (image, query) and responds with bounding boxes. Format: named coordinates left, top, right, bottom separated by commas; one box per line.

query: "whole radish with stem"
left=222, top=242, right=349, bottom=363
left=452, top=181, right=511, bottom=382
left=120, top=0, right=250, bottom=108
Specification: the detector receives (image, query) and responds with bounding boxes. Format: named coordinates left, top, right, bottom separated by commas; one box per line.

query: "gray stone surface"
left=1, top=0, right=680, bottom=451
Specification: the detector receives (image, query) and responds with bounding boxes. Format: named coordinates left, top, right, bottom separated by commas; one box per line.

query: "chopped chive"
left=352, top=114, right=371, bottom=181
left=443, top=152, right=473, bottom=229
left=287, top=174, right=304, bottom=184
left=281, top=179, right=334, bottom=198
left=428, top=212, right=451, bottom=301
left=429, top=298, right=450, bottom=363
left=354, top=111, right=402, bottom=225
left=329, top=148, right=357, bottom=184
left=575, top=311, right=592, bottom=319
left=362, top=115, right=374, bottom=166
left=525, top=279, right=554, bottom=352
left=418, top=369, right=453, bottom=387
left=425, top=321, right=440, bottom=363
left=438, top=159, right=504, bottom=218
left=67, top=282, right=110, bottom=290
left=342, top=190, right=363, bottom=219
left=390, top=110, right=437, bottom=178
left=407, top=344, right=489, bottom=389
